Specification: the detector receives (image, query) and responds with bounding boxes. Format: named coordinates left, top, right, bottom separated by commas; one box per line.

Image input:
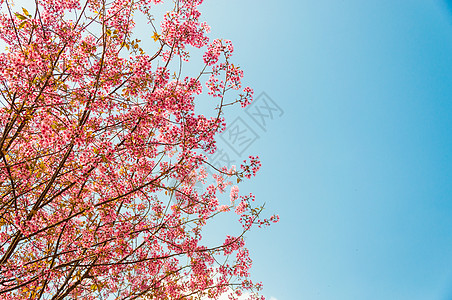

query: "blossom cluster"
left=0, top=0, right=277, bottom=299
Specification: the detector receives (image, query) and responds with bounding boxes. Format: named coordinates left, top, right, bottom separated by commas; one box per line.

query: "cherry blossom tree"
left=0, top=0, right=278, bottom=299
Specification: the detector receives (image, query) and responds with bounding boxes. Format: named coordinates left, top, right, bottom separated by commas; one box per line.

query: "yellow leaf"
left=152, top=32, right=160, bottom=42
left=22, top=7, right=31, bottom=17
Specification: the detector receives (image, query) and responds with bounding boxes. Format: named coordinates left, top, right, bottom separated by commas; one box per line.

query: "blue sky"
left=199, top=1, right=452, bottom=299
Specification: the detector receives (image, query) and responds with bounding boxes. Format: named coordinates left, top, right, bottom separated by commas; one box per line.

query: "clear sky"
left=199, top=1, right=452, bottom=299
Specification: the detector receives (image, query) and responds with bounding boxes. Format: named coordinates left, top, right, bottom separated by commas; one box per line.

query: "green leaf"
left=14, top=13, right=27, bottom=20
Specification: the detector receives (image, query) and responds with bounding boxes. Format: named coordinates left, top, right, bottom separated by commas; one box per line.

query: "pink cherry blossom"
left=0, top=0, right=278, bottom=299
